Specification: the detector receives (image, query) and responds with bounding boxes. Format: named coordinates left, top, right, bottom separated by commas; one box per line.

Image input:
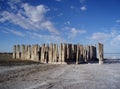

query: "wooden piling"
left=98, top=43, right=104, bottom=64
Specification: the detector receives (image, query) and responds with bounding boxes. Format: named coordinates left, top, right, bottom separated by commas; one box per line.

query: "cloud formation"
left=27, top=32, right=65, bottom=43
left=116, top=20, right=120, bottom=23
left=111, top=35, right=120, bottom=46
left=89, top=32, right=110, bottom=40
left=89, top=30, right=119, bottom=40
left=69, top=27, right=86, bottom=38
left=8, top=29, right=25, bottom=37
left=80, top=6, right=87, bottom=11
left=0, top=1, right=59, bottom=34
left=88, top=30, right=120, bottom=47
left=0, top=27, right=25, bottom=37
left=22, top=3, right=48, bottom=22
left=65, top=21, right=71, bottom=25
left=70, top=6, right=75, bottom=9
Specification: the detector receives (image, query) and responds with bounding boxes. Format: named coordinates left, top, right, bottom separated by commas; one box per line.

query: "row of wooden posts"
left=13, top=43, right=104, bottom=64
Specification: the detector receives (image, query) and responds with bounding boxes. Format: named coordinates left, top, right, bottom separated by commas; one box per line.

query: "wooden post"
left=61, top=43, right=67, bottom=64
left=31, top=44, right=39, bottom=61
left=59, top=43, right=62, bottom=64
left=79, top=45, right=84, bottom=63
left=62, top=43, right=65, bottom=63
left=13, top=45, right=16, bottom=59
left=16, top=45, right=20, bottom=59
left=38, top=46, right=41, bottom=62
left=56, top=44, right=59, bottom=62
left=31, top=45, right=34, bottom=61
left=41, top=44, right=45, bottom=63
left=76, top=44, right=80, bottom=64
left=53, top=44, right=56, bottom=62
left=44, top=44, right=49, bottom=63
left=26, top=45, right=30, bottom=60
left=49, top=43, right=53, bottom=63
left=98, top=43, right=104, bottom=64
left=21, top=44, right=25, bottom=60
left=86, top=46, right=90, bottom=61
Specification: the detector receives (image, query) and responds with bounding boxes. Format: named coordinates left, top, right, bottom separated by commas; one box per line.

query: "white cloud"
left=80, top=6, right=87, bottom=11
left=1, top=27, right=25, bottom=37
left=8, top=29, right=25, bottom=37
left=63, top=26, right=70, bottom=30
left=89, top=32, right=110, bottom=40
left=116, top=20, right=120, bottom=23
left=89, top=30, right=119, bottom=41
left=71, top=28, right=86, bottom=34
left=88, top=30, right=120, bottom=47
left=22, top=3, right=48, bottom=22
left=41, top=21, right=59, bottom=34
left=87, top=30, right=120, bottom=53
left=64, top=21, right=71, bottom=25
left=7, top=0, right=21, bottom=10
left=69, top=28, right=86, bottom=38
left=70, top=6, right=75, bottom=9
left=111, top=35, right=120, bottom=46
left=110, top=30, right=118, bottom=37
left=27, top=32, right=65, bottom=43
left=0, top=30, right=9, bottom=34
left=0, top=2, right=59, bottom=34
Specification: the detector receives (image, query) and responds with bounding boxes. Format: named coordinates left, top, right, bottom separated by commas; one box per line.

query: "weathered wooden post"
left=49, top=43, right=53, bottom=63
left=69, top=44, right=72, bottom=61
left=53, top=44, right=56, bottom=62
left=61, top=43, right=67, bottom=64
left=26, top=45, right=31, bottom=60
left=95, top=45, right=97, bottom=60
left=39, top=46, right=41, bottom=62
left=54, top=44, right=58, bottom=63
left=90, top=46, right=93, bottom=61
left=31, top=45, right=34, bottom=61
left=93, top=45, right=97, bottom=61
left=66, top=44, right=69, bottom=61
left=76, top=44, right=80, bottom=64
left=44, top=44, right=46, bottom=63
left=98, top=43, right=104, bottom=64
left=52, top=44, right=59, bottom=63
left=86, top=46, right=90, bottom=61
left=83, top=46, right=87, bottom=62
left=13, top=45, right=16, bottom=59
left=56, top=44, right=59, bottom=63
left=72, top=44, right=77, bottom=63
left=44, top=44, right=49, bottom=63
left=41, top=44, right=45, bottom=63
left=16, top=45, right=21, bottom=59
left=79, top=45, right=84, bottom=63
left=35, top=44, right=40, bottom=61
left=66, top=44, right=72, bottom=63
left=21, top=45, right=25, bottom=60
left=59, top=43, right=62, bottom=64
left=57, top=44, right=60, bottom=63
left=31, top=44, right=39, bottom=61
left=62, top=43, right=65, bottom=64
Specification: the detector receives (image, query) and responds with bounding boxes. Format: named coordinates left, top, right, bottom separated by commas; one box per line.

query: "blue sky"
left=0, top=0, right=120, bottom=53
